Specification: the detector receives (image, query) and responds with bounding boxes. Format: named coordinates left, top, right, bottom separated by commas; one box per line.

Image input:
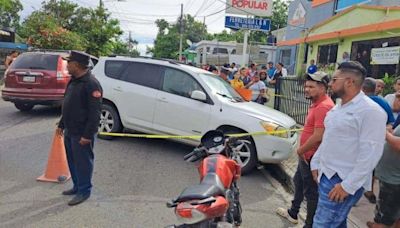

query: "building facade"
left=278, top=0, right=400, bottom=77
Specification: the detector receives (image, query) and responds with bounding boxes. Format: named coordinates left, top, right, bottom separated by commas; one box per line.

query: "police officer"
left=56, top=51, right=102, bottom=206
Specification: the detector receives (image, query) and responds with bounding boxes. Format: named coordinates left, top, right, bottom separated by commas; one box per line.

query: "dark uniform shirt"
left=58, top=71, right=102, bottom=139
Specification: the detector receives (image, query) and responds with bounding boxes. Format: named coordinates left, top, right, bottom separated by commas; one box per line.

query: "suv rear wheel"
left=98, top=103, right=122, bottom=140
left=14, top=103, right=34, bottom=112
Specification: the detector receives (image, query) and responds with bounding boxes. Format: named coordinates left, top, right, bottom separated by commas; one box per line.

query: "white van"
left=93, top=57, right=298, bottom=173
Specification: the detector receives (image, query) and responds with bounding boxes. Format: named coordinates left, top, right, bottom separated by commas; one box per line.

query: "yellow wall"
left=307, top=30, right=400, bottom=67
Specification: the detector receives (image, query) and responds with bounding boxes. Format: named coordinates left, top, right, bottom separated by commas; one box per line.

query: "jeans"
left=374, top=180, right=400, bottom=226
left=64, top=131, right=95, bottom=196
left=289, top=159, right=319, bottom=228
left=313, top=174, right=363, bottom=228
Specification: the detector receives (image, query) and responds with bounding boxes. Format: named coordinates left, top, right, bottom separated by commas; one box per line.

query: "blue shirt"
left=369, top=95, right=395, bottom=124
left=267, top=67, right=276, bottom=79
left=307, top=64, right=317, bottom=74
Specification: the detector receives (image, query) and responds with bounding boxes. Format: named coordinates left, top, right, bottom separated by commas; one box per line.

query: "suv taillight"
left=56, top=56, right=67, bottom=81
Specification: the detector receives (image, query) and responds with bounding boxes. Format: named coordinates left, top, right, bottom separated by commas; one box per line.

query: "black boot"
left=68, top=194, right=90, bottom=206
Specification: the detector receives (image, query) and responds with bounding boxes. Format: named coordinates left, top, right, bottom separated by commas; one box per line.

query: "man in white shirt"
left=310, top=61, right=387, bottom=227
left=384, top=77, right=400, bottom=119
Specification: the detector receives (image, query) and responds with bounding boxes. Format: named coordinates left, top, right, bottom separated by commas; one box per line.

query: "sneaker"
left=276, top=207, right=298, bottom=224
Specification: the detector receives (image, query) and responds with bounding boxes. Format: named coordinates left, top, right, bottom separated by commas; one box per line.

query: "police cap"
left=63, top=51, right=90, bottom=67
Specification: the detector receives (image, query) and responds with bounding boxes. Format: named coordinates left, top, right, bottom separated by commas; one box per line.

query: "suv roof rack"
left=107, top=55, right=180, bottom=65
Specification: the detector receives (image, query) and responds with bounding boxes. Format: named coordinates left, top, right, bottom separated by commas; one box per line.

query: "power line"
left=200, top=6, right=228, bottom=17
left=207, top=13, right=225, bottom=26
left=194, top=0, right=209, bottom=17
left=201, top=0, right=218, bottom=13
left=108, top=11, right=179, bottom=18
left=184, top=0, right=194, bottom=13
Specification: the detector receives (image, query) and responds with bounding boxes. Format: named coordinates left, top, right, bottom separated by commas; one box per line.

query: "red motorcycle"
left=167, top=130, right=248, bottom=227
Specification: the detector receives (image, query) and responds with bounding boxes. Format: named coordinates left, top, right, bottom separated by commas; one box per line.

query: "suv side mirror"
left=191, top=90, right=207, bottom=101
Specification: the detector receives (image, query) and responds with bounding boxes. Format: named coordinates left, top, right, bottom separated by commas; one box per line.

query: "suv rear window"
left=10, top=53, right=58, bottom=70
left=105, top=60, right=163, bottom=89
left=105, top=60, right=128, bottom=79
left=120, top=62, right=163, bottom=89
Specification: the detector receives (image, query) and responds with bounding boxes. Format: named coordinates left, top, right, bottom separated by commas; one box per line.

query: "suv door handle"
left=158, top=97, right=168, bottom=103
left=113, top=87, right=123, bottom=92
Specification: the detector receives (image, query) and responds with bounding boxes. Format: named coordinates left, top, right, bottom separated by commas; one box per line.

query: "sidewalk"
left=279, top=152, right=377, bottom=228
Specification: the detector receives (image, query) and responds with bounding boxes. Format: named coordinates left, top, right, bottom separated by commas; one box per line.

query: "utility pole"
left=179, top=3, right=183, bottom=62
left=128, top=31, right=132, bottom=54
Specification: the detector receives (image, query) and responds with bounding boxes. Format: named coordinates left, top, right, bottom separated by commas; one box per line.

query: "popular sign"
left=371, top=46, right=400, bottom=65
left=225, top=16, right=271, bottom=32
left=226, top=0, right=273, bottom=17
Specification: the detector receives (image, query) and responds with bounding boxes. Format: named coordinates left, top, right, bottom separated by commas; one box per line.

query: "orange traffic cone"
left=37, top=130, right=71, bottom=183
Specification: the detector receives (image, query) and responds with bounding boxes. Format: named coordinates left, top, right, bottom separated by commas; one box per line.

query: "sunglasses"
left=331, top=77, right=349, bottom=82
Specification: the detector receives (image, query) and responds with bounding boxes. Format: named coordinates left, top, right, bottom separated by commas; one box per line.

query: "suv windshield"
left=200, top=73, right=243, bottom=102
left=10, top=53, right=59, bottom=70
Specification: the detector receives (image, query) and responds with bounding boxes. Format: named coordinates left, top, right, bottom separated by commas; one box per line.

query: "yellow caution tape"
left=98, top=128, right=303, bottom=139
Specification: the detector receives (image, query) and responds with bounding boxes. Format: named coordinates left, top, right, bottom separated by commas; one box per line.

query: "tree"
left=150, top=15, right=208, bottom=59
left=112, top=38, right=140, bottom=57
left=18, top=0, right=124, bottom=56
left=42, top=0, right=78, bottom=28
left=0, top=0, right=23, bottom=29
left=19, top=11, right=86, bottom=50
left=69, top=1, right=123, bottom=56
left=270, top=0, right=289, bottom=31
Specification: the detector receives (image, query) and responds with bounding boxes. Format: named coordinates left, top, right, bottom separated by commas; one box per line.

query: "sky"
left=19, top=0, right=232, bottom=55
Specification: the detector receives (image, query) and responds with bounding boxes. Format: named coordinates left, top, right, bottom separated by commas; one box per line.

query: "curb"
left=273, top=161, right=362, bottom=228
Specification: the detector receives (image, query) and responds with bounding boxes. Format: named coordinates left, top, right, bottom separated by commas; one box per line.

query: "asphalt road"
left=0, top=100, right=292, bottom=228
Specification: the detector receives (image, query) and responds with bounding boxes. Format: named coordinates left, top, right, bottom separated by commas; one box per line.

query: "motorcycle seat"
left=176, top=173, right=225, bottom=202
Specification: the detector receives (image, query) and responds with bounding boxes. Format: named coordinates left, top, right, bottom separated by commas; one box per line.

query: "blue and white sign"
left=225, top=16, right=271, bottom=32
left=336, top=0, right=370, bottom=11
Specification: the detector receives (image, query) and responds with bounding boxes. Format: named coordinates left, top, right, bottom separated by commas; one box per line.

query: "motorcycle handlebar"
left=184, top=147, right=207, bottom=162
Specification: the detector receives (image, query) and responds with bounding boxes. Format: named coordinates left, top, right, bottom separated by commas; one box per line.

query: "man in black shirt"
left=57, top=51, right=102, bottom=206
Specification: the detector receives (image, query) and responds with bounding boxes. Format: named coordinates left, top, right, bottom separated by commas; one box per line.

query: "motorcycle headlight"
left=260, top=121, right=289, bottom=138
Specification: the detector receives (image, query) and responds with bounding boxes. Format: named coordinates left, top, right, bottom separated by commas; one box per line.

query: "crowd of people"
left=202, top=61, right=288, bottom=105
left=274, top=61, right=400, bottom=228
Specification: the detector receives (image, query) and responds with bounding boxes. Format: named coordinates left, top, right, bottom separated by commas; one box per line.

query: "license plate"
left=22, top=76, right=35, bottom=82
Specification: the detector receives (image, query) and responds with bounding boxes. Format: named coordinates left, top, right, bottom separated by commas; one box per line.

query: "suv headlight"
left=260, top=121, right=289, bottom=138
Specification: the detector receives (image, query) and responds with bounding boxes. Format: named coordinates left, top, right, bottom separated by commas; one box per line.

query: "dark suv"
left=1, top=51, right=97, bottom=111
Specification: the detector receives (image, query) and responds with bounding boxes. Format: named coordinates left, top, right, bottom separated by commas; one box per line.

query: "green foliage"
left=0, top=0, right=23, bottom=29
left=150, top=15, right=208, bottom=58
left=19, top=11, right=86, bottom=50
left=112, top=39, right=140, bottom=57
left=18, top=0, right=125, bottom=57
left=69, top=2, right=123, bottom=56
left=382, top=73, right=398, bottom=96
left=211, top=30, right=244, bottom=42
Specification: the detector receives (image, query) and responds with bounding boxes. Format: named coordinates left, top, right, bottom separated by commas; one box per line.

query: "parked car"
left=93, top=56, right=299, bottom=174
left=1, top=51, right=98, bottom=111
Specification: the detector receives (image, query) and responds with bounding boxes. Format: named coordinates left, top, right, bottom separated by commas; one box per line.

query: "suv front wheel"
left=98, top=103, right=122, bottom=140
left=14, top=103, right=34, bottom=112
left=220, top=128, right=257, bottom=175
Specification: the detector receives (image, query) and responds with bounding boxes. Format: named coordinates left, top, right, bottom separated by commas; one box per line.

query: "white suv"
left=93, top=57, right=298, bottom=173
